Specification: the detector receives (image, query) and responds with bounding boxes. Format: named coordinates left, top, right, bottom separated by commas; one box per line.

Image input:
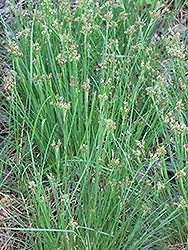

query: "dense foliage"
left=0, top=0, right=188, bottom=249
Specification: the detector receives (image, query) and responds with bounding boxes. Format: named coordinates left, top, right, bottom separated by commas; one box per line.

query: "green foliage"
left=1, top=0, right=188, bottom=249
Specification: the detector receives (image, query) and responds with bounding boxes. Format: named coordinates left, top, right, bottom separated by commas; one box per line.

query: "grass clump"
left=0, top=0, right=188, bottom=249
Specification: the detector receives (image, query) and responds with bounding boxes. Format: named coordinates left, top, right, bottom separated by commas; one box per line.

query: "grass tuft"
left=1, top=0, right=188, bottom=249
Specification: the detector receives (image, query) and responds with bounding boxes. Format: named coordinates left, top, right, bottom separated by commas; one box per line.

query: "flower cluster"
left=8, top=41, right=21, bottom=57
left=51, top=139, right=61, bottom=149
left=28, top=181, right=36, bottom=189
left=132, top=149, right=141, bottom=157
left=98, top=93, right=108, bottom=101
left=70, top=76, right=79, bottom=89
left=4, top=76, right=16, bottom=92
left=68, top=218, right=79, bottom=229
left=104, top=118, right=116, bottom=132
left=174, top=196, right=188, bottom=209
left=157, top=181, right=165, bottom=191
left=164, top=28, right=186, bottom=60
left=170, top=120, right=188, bottom=134
left=80, top=144, right=88, bottom=152
left=175, top=170, right=186, bottom=179
left=149, top=145, right=167, bottom=162
left=109, top=179, right=117, bottom=187
left=17, top=27, right=31, bottom=38
left=0, top=195, right=13, bottom=208
left=82, top=78, right=91, bottom=91
left=80, top=9, right=94, bottom=34
left=119, top=177, right=130, bottom=187
left=50, top=95, right=71, bottom=114
left=125, top=25, right=136, bottom=35
left=135, top=140, right=145, bottom=149
left=56, top=32, right=81, bottom=65
left=120, top=101, right=130, bottom=121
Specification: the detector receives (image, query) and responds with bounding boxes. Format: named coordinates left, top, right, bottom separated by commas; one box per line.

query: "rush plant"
left=1, top=0, right=188, bottom=249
